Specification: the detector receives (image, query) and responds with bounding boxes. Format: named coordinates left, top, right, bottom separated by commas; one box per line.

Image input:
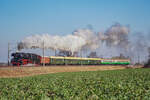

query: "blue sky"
left=0, top=0, right=150, bottom=62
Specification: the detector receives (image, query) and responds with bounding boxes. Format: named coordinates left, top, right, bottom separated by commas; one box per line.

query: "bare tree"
left=144, top=47, right=150, bottom=68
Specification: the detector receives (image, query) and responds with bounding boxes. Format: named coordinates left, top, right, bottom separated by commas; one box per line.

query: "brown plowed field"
left=0, top=65, right=127, bottom=78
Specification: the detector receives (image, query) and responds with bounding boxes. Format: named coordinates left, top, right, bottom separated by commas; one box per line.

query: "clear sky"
left=0, top=0, right=150, bottom=62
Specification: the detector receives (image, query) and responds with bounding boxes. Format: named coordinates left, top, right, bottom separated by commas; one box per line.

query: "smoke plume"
left=104, top=23, right=130, bottom=49
left=18, top=23, right=150, bottom=64
left=18, top=29, right=100, bottom=55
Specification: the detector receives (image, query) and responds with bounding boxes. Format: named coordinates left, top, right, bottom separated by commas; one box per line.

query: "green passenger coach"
left=48, top=56, right=130, bottom=65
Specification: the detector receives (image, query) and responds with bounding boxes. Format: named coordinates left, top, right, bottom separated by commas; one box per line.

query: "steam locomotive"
left=11, top=52, right=130, bottom=66
left=11, top=52, right=41, bottom=66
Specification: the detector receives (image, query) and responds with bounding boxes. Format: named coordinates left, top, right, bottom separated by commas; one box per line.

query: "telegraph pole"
left=43, top=41, right=45, bottom=66
left=55, top=49, right=56, bottom=56
left=138, top=55, right=140, bottom=64
left=80, top=50, right=82, bottom=66
left=137, top=51, right=140, bottom=64
left=8, top=42, right=10, bottom=66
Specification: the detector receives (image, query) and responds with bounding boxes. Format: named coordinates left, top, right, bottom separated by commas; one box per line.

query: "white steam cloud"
left=18, top=29, right=100, bottom=54
left=18, top=23, right=150, bottom=64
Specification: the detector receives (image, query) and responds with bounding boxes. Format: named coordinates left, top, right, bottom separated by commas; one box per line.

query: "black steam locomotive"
left=11, top=52, right=41, bottom=66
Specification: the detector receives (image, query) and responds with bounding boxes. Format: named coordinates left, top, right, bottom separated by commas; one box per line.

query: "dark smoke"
left=104, top=23, right=129, bottom=49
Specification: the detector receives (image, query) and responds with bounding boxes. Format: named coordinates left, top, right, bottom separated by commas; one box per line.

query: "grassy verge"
left=0, top=68, right=150, bottom=100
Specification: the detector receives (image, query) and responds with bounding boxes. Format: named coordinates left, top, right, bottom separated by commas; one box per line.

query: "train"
left=11, top=52, right=130, bottom=66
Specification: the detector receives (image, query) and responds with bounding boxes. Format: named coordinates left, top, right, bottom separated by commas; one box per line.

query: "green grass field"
left=0, top=68, right=150, bottom=100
